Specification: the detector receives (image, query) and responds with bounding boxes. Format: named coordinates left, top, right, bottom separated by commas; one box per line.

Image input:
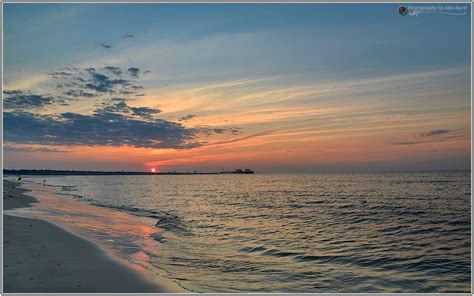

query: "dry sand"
left=3, top=180, right=166, bottom=293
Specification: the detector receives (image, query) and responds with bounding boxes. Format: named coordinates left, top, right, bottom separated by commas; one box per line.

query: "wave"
left=24, top=177, right=191, bottom=238
left=90, top=202, right=190, bottom=236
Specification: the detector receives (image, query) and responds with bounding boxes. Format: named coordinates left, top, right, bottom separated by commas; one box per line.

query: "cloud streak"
left=94, top=42, right=112, bottom=50
left=420, top=130, right=450, bottom=137
left=4, top=145, right=71, bottom=153
left=205, top=131, right=273, bottom=146
left=393, top=130, right=468, bottom=145
left=179, top=114, right=196, bottom=122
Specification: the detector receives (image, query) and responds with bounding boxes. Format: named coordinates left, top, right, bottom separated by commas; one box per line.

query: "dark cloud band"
left=3, top=101, right=230, bottom=150
left=4, top=90, right=55, bottom=110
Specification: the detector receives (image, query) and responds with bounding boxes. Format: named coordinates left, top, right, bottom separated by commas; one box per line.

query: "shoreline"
left=3, top=179, right=175, bottom=293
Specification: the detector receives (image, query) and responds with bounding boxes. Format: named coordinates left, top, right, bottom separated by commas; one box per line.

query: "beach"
left=3, top=180, right=167, bottom=293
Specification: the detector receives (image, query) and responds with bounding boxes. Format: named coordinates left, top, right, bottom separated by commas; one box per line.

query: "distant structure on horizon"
left=220, top=169, right=254, bottom=174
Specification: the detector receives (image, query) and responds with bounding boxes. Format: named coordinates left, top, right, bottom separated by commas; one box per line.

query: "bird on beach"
left=17, top=177, right=22, bottom=181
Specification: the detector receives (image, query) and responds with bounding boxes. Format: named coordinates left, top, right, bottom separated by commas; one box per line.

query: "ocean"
left=9, top=171, right=471, bottom=292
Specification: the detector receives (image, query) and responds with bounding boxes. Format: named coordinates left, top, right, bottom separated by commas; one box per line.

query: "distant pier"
left=219, top=169, right=254, bottom=174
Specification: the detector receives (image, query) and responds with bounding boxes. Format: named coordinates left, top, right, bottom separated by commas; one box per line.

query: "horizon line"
left=3, top=168, right=471, bottom=174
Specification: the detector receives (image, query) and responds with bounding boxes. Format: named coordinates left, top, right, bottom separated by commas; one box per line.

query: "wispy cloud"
left=94, top=42, right=112, bottom=50
left=4, top=145, right=72, bottom=153
left=179, top=114, right=196, bottom=122
left=204, top=131, right=273, bottom=147
left=127, top=67, right=140, bottom=78
left=103, top=66, right=123, bottom=75
left=51, top=66, right=144, bottom=100
left=393, top=130, right=468, bottom=146
left=3, top=89, right=59, bottom=110
left=420, top=130, right=450, bottom=137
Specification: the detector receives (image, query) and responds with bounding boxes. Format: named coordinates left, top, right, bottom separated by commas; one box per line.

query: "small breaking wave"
left=90, top=202, right=190, bottom=236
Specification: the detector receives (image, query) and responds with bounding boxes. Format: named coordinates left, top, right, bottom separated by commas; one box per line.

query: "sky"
left=3, top=3, right=472, bottom=173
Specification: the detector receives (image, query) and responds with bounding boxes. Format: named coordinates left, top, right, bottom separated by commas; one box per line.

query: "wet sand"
left=3, top=180, right=165, bottom=293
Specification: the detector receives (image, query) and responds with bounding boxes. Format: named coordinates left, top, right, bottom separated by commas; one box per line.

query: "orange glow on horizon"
left=3, top=70, right=470, bottom=173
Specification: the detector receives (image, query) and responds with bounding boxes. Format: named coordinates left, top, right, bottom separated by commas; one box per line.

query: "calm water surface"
left=14, top=171, right=471, bottom=292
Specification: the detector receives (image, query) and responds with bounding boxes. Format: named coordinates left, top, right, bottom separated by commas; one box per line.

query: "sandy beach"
left=3, top=180, right=166, bottom=293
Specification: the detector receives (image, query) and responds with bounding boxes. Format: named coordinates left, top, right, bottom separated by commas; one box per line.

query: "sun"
left=150, top=168, right=156, bottom=173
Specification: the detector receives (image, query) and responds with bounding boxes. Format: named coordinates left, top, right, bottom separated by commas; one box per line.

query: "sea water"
left=10, top=171, right=471, bottom=292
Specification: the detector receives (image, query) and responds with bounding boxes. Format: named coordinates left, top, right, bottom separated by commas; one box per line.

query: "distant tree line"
left=3, top=168, right=254, bottom=176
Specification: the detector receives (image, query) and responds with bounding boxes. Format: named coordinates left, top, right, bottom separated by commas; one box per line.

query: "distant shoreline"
left=4, top=168, right=255, bottom=176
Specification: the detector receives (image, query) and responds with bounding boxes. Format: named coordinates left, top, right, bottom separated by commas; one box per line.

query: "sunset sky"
left=3, top=3, right=471, bottom=172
